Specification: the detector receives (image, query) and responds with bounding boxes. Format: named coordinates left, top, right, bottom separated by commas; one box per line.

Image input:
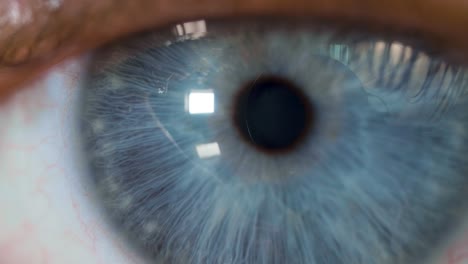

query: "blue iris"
left=80, top=21, right=468, bottom=264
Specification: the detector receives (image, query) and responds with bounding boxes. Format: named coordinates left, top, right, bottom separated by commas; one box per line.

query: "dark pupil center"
left=234, top=76, right=313, bottom=153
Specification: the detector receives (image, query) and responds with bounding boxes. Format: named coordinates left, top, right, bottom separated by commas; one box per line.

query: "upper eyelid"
left=2, top=0, right=468, bottom=66
left=0, top=0, right=468, bottom=93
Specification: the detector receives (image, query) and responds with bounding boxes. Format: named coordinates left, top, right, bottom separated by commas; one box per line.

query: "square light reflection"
left=175, top=20, right=207, bottom=38
left=188, top=90, right=215, bottom=114
left=196, top=142, right=221, bottom=159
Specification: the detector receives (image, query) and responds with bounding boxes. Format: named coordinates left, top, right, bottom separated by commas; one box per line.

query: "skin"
left=1, top=0, right=468, bottom=97
left=0, top=0, right=468, bottom=264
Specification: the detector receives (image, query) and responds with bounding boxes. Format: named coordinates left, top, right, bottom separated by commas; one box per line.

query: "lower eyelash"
left=80, top=21, right=468, bottom=264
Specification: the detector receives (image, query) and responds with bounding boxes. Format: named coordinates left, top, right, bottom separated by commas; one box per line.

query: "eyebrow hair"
left=0, top=0, right=467, bottom=93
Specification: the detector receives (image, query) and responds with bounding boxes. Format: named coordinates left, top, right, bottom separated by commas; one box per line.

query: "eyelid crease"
left=0, top=0, right=467, bottom=94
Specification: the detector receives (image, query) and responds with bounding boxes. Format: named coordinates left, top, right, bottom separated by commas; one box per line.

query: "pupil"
left=234, top=76, right=314, bottom=153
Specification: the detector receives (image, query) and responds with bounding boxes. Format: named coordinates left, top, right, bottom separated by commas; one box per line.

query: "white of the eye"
left=0, top=57, right=146, bottom=264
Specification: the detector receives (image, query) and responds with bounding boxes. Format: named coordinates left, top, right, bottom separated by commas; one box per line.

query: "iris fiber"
left=80, top=21, right=468, bottom=264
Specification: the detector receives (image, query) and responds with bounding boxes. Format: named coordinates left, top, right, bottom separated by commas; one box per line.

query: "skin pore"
left=1, top=0, right=468, bottom=264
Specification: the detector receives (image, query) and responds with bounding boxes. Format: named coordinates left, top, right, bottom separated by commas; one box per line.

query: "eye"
left=78, top=18, right=468, bottom=264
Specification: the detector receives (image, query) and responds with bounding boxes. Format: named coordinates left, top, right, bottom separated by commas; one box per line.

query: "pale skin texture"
left=0, top=0, right=468, bottom=263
